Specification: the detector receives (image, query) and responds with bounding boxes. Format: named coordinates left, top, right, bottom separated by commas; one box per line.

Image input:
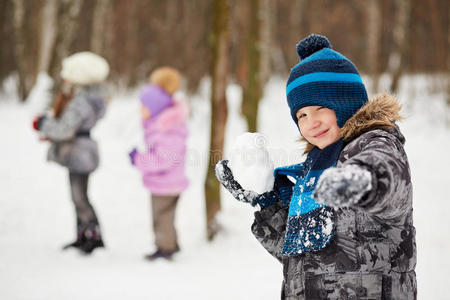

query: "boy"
left=216, top=34, right=416, bottom=299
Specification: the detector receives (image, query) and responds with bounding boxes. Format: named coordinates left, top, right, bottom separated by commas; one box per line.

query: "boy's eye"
left=297, top=113, right=306, bottom=119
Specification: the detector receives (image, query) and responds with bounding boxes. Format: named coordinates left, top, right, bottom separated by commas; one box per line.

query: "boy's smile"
left=296, top=106, right=341, bottom=149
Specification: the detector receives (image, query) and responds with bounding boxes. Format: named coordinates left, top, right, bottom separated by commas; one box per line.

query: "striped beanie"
left=286, top=34, right=368, bottom=127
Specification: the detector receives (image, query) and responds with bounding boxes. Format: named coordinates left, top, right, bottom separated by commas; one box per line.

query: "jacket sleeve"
left=251, top=201, right=288, bottom=263
left=341, top=131, right=412, bottom=223
left=39, top=97, right=86, bottom=142
left=134, top=135, right=185, bottom=174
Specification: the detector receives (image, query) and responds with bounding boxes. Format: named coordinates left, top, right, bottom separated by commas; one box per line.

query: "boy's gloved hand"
left=215, top=160, right=293, bottom=208
left=313, top=164, right=372, bottom=208
left=128, top=148, right=138, bottom=165
left=215, top=160, right=259, bottom=205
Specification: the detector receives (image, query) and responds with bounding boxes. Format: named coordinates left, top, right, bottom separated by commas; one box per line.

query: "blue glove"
left=313, top=164, right=373, bottom=207
left=128, top=148, right=138, bottom=165
left=215, top=160, right=294, bottom=208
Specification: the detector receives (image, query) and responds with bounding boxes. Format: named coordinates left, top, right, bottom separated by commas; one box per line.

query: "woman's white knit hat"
left=60, top=52, right=110, bottom=85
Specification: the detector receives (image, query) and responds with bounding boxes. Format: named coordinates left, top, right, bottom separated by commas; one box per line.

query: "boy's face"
left=296, top=106, right=341, bottom=149
left=141, top=106, right=151, bottom=121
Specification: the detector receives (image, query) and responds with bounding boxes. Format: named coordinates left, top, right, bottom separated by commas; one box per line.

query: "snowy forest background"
left=1, top=0, right=449, bottom=299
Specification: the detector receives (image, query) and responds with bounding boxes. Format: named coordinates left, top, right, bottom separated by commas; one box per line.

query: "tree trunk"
left=259, top=0, right=272, bottom=87
left=12, top=0, right=30, bottom=101
left=125, top=1, right=139, bottom=86
left=242, top=0, right=263, bottom=132
left=37, top=0, right=58, bottom=74
left=0, top=0, right=15, bottom=84
left=388, top=0, right=411, bottom=93
left=366, top=0, right=382, bottom=95
left=447, top=2, right=450, bottom=121
left=204, top=0, right=230, bottom=241
left=90, top=0, right=110, bottom=55
left=48, top=0, right=84, bottom=88
left=426, top=0, right=446, bottom=71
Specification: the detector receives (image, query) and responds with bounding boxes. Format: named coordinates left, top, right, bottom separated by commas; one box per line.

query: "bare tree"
left=204, top=0, right=230, bottom=241
left=426, top=0, right=446, bottom=70
left=366, top=0, right=382, bottom=95
left=48, top=0, right=84, bottom=87
left=275, top=0, right=307, bottom=73
left=12, top=0, right=31, bottom=100
left=388, top=0, right=411, bottom=93
left=0, top=0, right=15, bottom=85
left=447, top=2, right=450, bottom=111
left=241, top=0, right=263, bottom=132
left=90, top=0, right=111, bottom=55
left=259, top=0, right=272, bottom=86
left=3, top=0, right=449, bottom=99
left=37, top=0, right=58, bottom=74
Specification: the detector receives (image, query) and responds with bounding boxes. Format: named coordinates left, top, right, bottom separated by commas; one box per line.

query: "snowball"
left=228, top=132, right=274, bottom=194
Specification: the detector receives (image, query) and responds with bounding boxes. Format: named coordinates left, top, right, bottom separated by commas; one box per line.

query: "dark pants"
left=69, top=172, right=100, bottom=234
left=151, top=194, right=180, bottom=251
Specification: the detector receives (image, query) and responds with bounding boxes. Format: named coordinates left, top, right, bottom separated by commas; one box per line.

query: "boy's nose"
left=309, top=118, right=321, bottom=129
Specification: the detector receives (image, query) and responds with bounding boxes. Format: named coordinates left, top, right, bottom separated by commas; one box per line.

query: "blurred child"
left=129, top=67, right=189, bottom=261
left=216, top=34, right=416, bottom=299
left=33, top=52, right=109, bottom=254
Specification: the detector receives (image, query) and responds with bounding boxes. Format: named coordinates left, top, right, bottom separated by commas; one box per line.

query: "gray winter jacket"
left=40, top=86, right=106, bottom=174
left=251, top=95, right=416, bottom=299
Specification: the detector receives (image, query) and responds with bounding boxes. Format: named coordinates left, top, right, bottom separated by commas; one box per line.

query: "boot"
left=144, top=245, right=180, bottom=261
left=79, top=227, right=105, bottom=254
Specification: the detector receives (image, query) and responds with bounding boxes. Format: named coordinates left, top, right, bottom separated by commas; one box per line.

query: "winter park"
left=1, top=1, right=450, bottom=300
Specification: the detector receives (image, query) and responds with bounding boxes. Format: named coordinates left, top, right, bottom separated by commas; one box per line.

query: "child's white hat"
left=60, top=52, right=110, bottom=85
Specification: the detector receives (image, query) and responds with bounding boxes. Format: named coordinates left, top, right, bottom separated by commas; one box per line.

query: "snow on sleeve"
left=228, top=132, right=274, bottom=194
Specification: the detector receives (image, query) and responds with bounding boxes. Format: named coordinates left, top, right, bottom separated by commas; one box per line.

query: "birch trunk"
left=37, top=0, right=58, bottom=74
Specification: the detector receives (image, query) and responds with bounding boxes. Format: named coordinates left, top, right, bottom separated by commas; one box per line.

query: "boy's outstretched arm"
left=314, top=130, right=412, bottom=224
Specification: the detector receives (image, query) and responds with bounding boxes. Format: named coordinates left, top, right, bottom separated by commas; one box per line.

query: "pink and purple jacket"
left=134, top=100, right=189, bottom=195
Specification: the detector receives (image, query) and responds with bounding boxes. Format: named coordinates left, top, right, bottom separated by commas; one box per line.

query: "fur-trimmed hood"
left=302, top=94, right=404, bottom=153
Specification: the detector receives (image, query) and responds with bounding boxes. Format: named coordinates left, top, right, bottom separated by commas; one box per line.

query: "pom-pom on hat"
left=287, top=34, right=368, bottom=127
left=140, top=85, right=173, bottom=119
left=149, top=67, right=181, bottom=95
left=60, top=52, right=109, bottom=85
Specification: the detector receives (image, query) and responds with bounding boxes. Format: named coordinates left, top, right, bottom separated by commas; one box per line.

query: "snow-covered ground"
left=0, top=76, right=449, bottom=299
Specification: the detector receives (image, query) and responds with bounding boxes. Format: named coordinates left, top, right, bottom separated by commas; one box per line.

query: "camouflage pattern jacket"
left=251, top=95, right=416, bottom=299
left=40, top=85, right=106, bottom=174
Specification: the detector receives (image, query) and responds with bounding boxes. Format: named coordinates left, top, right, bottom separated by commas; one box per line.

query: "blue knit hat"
left=286, top=34, right=368, bottom=128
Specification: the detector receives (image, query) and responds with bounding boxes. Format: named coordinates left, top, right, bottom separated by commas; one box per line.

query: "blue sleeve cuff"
left=252, top=191, right=278, bottom=209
